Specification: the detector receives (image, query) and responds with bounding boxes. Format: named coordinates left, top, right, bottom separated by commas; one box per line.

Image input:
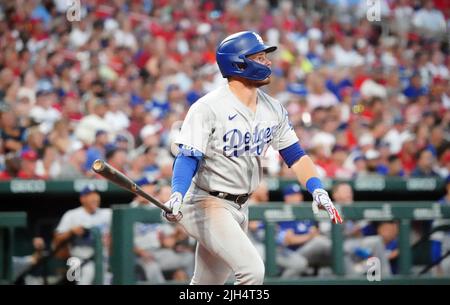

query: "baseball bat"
left=91, top=159, right=172, bottom=213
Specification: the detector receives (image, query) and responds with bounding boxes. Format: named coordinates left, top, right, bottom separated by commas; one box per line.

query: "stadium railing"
left=0, top=176, right=445, bottom=195
left=110, top=202, right=450, bottom=285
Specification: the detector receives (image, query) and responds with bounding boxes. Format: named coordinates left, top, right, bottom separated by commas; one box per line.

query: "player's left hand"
left=162, top=192, right=183, bottom=223
left=312, top=189, right=343, bottom=224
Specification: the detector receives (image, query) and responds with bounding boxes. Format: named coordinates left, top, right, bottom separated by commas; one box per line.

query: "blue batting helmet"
left=216, top=31, right=277, bottom=81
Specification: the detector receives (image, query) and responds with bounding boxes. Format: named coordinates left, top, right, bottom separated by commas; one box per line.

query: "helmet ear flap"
left=233, top=62, right=247, bottom=71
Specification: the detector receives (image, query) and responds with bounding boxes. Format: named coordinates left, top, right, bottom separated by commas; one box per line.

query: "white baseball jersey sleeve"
left=175, top=84, right=299, bottom=194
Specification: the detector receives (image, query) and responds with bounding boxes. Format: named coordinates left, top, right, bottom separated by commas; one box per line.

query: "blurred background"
left=0, top=0, right=449, bottom=285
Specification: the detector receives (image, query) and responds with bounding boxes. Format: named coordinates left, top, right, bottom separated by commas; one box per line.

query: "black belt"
left=209, top=191, right=251, bottom=205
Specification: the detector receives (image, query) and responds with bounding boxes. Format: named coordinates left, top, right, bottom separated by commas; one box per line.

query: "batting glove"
left=312, top=189, right=343, bottom=224
left=162, top=192, right=183, bottom=222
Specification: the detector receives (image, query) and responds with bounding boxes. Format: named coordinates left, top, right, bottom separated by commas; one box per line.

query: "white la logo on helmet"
left=253, top=32, right=264, bottom=44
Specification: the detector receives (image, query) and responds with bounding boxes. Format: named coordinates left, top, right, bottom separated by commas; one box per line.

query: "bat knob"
left=92, top=159, right=106, bottom=172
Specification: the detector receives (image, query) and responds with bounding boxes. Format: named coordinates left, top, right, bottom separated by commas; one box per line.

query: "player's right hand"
left=162, top=192, right=183, bottom=222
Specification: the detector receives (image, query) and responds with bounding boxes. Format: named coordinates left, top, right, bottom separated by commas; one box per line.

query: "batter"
left=162, top=31, right=343, bottom=285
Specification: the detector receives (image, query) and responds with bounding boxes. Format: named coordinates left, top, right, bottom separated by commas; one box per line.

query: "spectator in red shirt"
left=17, top=150, right=43, bottom=179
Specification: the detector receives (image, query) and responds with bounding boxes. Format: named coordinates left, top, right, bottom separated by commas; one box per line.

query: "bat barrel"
left=92, top=159, right=106, bottom=173
left=91, top=159, right=173, bottom=214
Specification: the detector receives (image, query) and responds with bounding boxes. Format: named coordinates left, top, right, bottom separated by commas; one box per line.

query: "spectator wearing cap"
left=14, top=90, right=35, bottom=129
left=105, top=147, right=128, bottom=173
left=104, top=94, right=130, bottom=133
left=403, top=73, right=428, bottom=100
left=17, top=150, right=43, bottom=179
left=411, top=149, right=440, bottom=177
left=57, top=141, right=87, bottom=179
left=283, top=183, right=304, bottom=204
left=375, top=142, right=392, bottom=174
left=141, top=145, right=160, bottom=182
left=84, top=129, right=108, bottom=174
left=382, top=117, right=408, bottom=155
left=29, top=87, right=61, bottom=134
left=114, top=134, right=130, bottom=152
left=364, top=149, right=384, bottom=176
left=386, top=155, right=405, bottom=177
left=53, top=185, right=112, bottom=285
left=23, top=127, right=46, bottom=158
left=352, top=154, right=368, bottom=178
left=140, top=124, right=162, bottom=149
left=74, top=98, right=110, bottom=146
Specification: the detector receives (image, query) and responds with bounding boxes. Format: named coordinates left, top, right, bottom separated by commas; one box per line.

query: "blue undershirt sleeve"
left=171, top=146, right=203, bottom=197
left=279, top=142, right=306, bottom=168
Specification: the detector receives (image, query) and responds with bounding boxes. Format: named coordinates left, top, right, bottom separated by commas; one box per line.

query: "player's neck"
left=228, top=80, right=258, bottom=112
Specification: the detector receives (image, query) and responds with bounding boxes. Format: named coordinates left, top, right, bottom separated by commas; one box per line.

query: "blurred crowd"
left=3, top=0, right=450, bottom=284
left=0, top=0, right=449, bottom=184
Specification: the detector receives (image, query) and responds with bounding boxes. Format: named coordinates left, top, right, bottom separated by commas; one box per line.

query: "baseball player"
left=162, top=31, right=343, bottom=285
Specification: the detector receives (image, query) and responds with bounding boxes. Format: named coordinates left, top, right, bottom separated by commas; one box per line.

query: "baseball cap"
left=365, top=149, right=380, bottom=160
left=36, top=79, right=54, bottom=96
left=307, top=28, right=322, bottom=41
left=115, top=134, right=128, bottom=143
left=104, top=143, right=117, bottom=155
left=21, top=150, right=38, bottom=161
left=283, top=184, right=302, bottom=197
left=68, top=140, right=84, bottom=154
left=36, top=88, right=54, bottom=97
left=80, top=184, right=98, bottom=196
left=140, top=124, right=161, bottom=140
left=95, top=129, right=107, bottom=137
left=135, top=176, right=156, bottom=187
left=93, top=97, right=107, bottom=107
left=130, top=94, right=145, bottom=107
left=358, top=134, right=375, bottom=147
left=354, top=155, right=366, bottom=162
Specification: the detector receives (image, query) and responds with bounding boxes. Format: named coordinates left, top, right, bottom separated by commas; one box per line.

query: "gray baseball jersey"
left=175, top=84, right=298, bottom=194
